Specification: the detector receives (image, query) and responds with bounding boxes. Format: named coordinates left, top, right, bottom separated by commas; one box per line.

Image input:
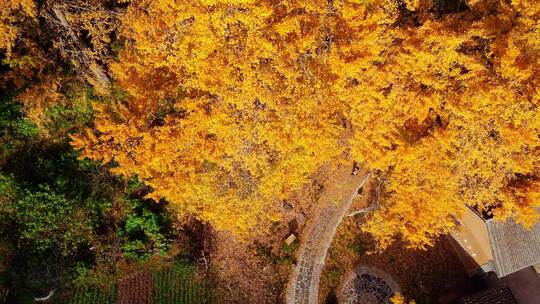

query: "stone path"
left=286, top=166, right=371, bottom=304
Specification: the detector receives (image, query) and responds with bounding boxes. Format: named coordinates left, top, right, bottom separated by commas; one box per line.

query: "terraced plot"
left=59, top=261, right=213, bottom=304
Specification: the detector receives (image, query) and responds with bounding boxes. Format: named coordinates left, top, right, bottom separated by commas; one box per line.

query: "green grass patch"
left=58, top=260, right=214, bottom=304
left=68, top=285, right=117, bottom=304
left=153, top=260, right=214, bottom=304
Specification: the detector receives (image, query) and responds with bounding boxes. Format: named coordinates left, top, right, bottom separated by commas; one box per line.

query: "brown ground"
left=117, top=272, right=154, bottom=304
left=210, top=232, right=285, bottom=303
left=209, top=163, right=345, bottom=303
left=207, top=161, right=474, bottom=304
left=320, top=216, right=476, bottom=304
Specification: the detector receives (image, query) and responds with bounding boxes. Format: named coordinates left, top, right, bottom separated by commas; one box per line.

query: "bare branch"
left=346, top=174, right=385, bottom=217
left=50, top=6, right=111, bottom=88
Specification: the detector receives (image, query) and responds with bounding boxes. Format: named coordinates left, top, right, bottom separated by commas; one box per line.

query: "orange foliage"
left=16, top=76, right=66, bottom=130
left=0, top=0, right=35, bottom=57
left=354, top=1, right=540, bottom=249
left=72, top=0, right=540, bottom=244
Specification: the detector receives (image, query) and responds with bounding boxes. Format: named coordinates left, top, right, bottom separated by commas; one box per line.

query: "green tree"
left=14, top=185, right=94, bottom=255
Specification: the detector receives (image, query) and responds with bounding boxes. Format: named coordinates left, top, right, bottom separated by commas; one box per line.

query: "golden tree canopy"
left=71, top=0, right=540, bottom=246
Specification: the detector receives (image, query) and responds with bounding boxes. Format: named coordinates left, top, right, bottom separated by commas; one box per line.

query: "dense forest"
left=0, top=0, right=539, bottom=303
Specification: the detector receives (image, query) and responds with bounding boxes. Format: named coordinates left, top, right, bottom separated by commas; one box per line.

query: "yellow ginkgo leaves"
left=71, top=0, right=540, bottom=246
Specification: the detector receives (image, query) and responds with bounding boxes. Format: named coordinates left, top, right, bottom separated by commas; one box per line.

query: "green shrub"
left=0, top=173, right=17, bottom=212
left=0, top=89, right=177, bottom=301
left=278, top=240, right=299, bottom=265
left=0, top=93, right=38, bottom=161
left=44, top=89, right=93, bottom=137
left=117, top=198, right=171, bottom=261
left=15, top=184, right=94, bottom=255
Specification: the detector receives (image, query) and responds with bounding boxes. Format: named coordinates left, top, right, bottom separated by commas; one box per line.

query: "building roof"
left=486, top=216, right=540, bottom=277
left=460, top=287, right=517, bottom=304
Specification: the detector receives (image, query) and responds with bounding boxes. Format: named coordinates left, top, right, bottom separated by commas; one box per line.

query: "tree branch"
left=51, top=6, right=111, bottom=88
left=346, top=175, right=385, bottom=217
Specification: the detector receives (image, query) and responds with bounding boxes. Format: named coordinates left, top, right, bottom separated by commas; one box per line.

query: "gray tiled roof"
left=460, top=287, right=517, bottom=304
left=486, top=215, right=540, bottom=277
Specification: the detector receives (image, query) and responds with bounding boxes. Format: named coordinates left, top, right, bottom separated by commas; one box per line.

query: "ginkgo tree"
left=0, top=0, right=35, bottom=57
left=353, top=0, right=540, bottom=249
left=65, top=0, right=540, bottom=247
left=73, top=0, right=349, bottom=233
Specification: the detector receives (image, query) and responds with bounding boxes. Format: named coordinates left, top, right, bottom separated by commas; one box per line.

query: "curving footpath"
left=286, top=167, right=371, bottom=304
